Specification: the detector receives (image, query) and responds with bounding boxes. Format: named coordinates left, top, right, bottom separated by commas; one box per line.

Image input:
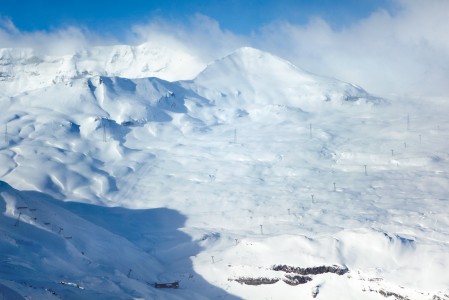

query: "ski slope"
left=1, top=46, right=448, bottom=299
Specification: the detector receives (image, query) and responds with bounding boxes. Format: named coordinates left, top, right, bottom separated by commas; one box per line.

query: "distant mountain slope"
left=0, top=43, right=205, bottom=97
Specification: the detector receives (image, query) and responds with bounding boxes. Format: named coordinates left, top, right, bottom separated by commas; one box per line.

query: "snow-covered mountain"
left=0, top=42, right=205, bottom=97
left=1, top=45, right=448, bottom=300
left=189, top=47, right=375, bottom=109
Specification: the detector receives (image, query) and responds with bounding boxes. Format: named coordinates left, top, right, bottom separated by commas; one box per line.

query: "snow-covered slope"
left=1, top=46, right=448, bottom=299
left=0, top=74, right=213, bottom=202
left=0, top=43, right=205, bottom=97
left=0, top=180, right=235, bottom=300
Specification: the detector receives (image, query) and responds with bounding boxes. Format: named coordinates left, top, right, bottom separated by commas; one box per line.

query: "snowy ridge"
left=0, top=42, right=205, bottom=97
left=0, top=46, right=448, bottom=299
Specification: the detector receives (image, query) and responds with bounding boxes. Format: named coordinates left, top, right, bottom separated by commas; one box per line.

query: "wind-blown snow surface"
left=1, top=46, right=448, bottom=299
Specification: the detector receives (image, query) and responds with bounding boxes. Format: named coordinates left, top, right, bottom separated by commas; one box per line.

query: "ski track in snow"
left=0, top=46, right=448, bottom=299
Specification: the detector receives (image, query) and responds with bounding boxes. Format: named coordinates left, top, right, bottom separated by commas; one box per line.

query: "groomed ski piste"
left=0, top=45, right=448, bottom=299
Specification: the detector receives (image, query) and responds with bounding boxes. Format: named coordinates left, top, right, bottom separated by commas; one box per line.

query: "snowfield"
left=0, top=45, right=448, bottom=299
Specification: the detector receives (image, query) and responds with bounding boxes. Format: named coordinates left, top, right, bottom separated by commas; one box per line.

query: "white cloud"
left=254, top=0, right=449, bottom=97
left=129, top=14, right=246, bottom=62
left=0, top=16, right=115, bottom=55
left=0, top=16, right=19, bottom=34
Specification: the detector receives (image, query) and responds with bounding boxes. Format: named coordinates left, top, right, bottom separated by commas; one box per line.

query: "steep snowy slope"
left=0, top=180, right=236, bottom=300
left=1, top=46, right=449, bottom=299
left=0, top=43, right=205, bottom=97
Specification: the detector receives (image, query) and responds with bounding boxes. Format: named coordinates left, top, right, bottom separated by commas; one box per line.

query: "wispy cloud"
left=255, top=0, right=449, bottom=97
left=1, top=0, right=448, bottom=97
left=129, top=14, right=247, bottom=62
left=127, top=1, right=449, bottom=97
left=0, top=15, right=114, bottom=55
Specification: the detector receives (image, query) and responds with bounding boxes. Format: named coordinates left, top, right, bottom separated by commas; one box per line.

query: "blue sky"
left=1, top=0, right=394, bottom=35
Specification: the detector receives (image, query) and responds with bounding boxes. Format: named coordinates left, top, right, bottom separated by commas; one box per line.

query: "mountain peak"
left=231, top=46, right=267, bottom=56
left=192, top=47, right=372, bottom=109
left=204, top=46, right=304, bottom=74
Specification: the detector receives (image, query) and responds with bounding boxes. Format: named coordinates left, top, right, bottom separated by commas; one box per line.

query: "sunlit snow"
left=0, top=45, right=448, bottom=299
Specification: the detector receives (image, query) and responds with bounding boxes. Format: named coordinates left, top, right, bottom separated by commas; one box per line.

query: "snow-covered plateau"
left=0, top=45, right=448, bottom=300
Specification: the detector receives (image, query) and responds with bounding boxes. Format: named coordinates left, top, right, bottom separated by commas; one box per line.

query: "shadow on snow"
left=0, top=180, right=240, bottom=299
